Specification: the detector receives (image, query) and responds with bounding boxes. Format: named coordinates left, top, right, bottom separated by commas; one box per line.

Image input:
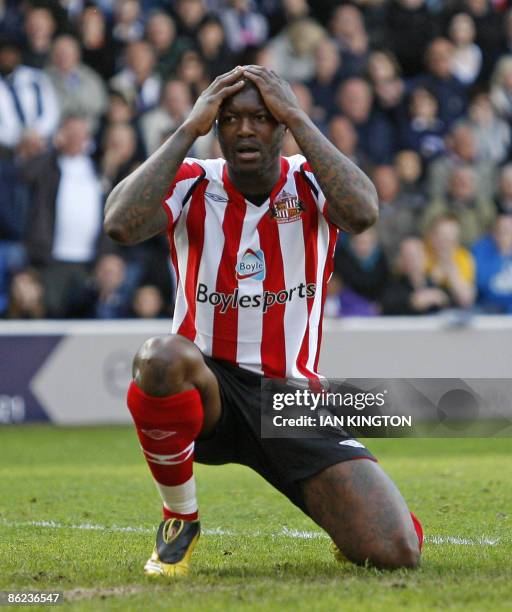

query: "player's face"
left=217, top=86, right=284, bottom=177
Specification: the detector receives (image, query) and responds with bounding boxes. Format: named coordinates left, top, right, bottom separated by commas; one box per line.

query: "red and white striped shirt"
left=162, top=154, right=339, bottom=379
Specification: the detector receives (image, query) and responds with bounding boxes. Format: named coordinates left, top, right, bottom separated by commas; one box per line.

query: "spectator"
left=499, top=8, right=512, bottom=58
left=490, top=55, right=512, bottom=121
left=289, top=81, right=326, bottom=131
left=290, top=81, right=313, bottom=113
left=394, top=149, right=426, bottom=196
left=46, top=35, right=108, bottom=132
left=100, top=121, right=140, bottom=192
left=23, top=6, right=57, bottom=69
left=366, top=49, right=405, bottom=114
left=0, top=35, right=59, bottom=296
left=280, top=0, right=310, bottom=29
left=0, top=128, right=45, bottom=313
left=448, top=12, right=482, bottom=85
left=329, top=4, right=369, bottom=76
left=495, top=164, right=512, bottom=214
left=335, top=77, right=396, bottom=164
left=422, top=164, right=495, bottom=246
left=5, top=268, right=46, bottom=319
left=145, top=10, right=190, bottom=80
left=0, top=0, right=23, bottom=39
left=112, top=0, right=144, bottom=48
left=173, top=0, right=209, bottom=40
left=176, top=49, right=210, bottom=99
left=79, top=5, right=116, bottom=80
left=105, top=87, right=136, bottom=124
left=0, top=35, right=59, bottom=148
left=281, top=128, right=301, bottom=156
left=110, top=40, right=161, bottom=114
left=139, top=78, right=192, bottom=156
left=398, top=85, right=446, bottom=163
left=265, top=17, right=326, bottom=82
left=328, top=115, right=367, bottom=169
left=306, top=38, right=345, bottom=121
left=462, top=0, right=503, bottom=81
left=373, top=165, right=420, bottom=260
left=472, top=214, right=512, bottom=313
left=427, top=121, right=496, bottom=201
left=381, top=237, right=451, bottom=315
left=131, top=284, right=166, bottom=318
left=386, top=0, right=439, bottom=78
left=334, top=227, right=391, bottom=309
left=415, top=37, right=467, bottom=129
left=196, top=16, right=235, bottom=79
left=22, top=115, right=104, bottom=317
left=220, top=0, right=269, bottom=55
left=467, top=92, right=510, bottom=163
left=324, top=272, right=380, bottom=317
left=424, top=214, right=476, bottom=308
left=94, top=86, right=143, bottom=158
left=69, top=254, right=132, bottom=319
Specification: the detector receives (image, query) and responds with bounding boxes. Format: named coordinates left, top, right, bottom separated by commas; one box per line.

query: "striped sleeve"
left=300, top=162, right=337, bottom=228
left=161, top=158, right=205, bottom=230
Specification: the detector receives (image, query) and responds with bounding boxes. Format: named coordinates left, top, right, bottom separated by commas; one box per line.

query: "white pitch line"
left=0, top=519, right=501, bottom=546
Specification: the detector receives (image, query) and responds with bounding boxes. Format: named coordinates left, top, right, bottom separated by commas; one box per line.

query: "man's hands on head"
left=183, top=66, right=247, bottom=137
left=183, top=65, right=305, bottom=137
left=235, top=68, right=378, bottom=233
left=241, top=65, right=304, bottom=126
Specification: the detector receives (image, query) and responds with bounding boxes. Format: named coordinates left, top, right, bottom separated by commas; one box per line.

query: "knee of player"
left=336, top=528, right=420, bottom=570
left=132, top=335, right=200, bottom=396
left=367, top=530, right=421, bottom=570
left=385, top=531, right=421, bottom=569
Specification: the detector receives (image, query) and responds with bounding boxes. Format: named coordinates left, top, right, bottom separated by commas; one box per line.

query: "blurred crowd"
left=1, top=0, right=512, bottom=320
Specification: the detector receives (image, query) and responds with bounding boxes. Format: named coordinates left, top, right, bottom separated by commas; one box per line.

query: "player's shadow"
left=197, top=559, right=392, bottom=579
left=198, top=563, right=344, bottom=579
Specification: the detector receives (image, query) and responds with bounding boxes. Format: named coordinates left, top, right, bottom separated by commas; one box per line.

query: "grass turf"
left=0, top=427, right=511, bottom=611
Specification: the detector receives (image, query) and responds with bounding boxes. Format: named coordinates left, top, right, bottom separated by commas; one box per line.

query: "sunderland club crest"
left=270, top=191, right=305, bottom=224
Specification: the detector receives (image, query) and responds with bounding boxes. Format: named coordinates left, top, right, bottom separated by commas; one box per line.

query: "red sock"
left=410, top=512, right=423, bottom=551
left=127, top=381, right=204, bottom=521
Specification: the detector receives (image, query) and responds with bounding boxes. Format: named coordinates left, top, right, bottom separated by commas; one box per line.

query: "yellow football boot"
left=330, top=540, right=350, bottom=564
left=144, top=518, right=200, bottom=578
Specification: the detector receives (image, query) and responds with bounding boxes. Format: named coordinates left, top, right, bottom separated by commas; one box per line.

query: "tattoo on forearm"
left=290, top=117, right=378, bottom=232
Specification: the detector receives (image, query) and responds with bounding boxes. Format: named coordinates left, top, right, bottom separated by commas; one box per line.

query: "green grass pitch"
left=0, top=427, right=511, bottom=611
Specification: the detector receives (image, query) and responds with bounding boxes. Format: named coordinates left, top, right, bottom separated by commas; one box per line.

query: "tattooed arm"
left=243, top=66, right=378, bottom=233
left=286, top=113, right=378, bottom=232
left=104, top=126, right=195, bottom=244
left=104, top=67, right=246, bottom=244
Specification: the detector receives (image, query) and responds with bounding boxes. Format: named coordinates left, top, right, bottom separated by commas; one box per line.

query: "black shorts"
left=195, top=357, right=375, bottom=515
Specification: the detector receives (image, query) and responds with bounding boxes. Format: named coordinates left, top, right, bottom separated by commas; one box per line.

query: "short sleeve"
left=299, top=161, right=336, bottom=227
left=161, top=158, right=205, bottom=230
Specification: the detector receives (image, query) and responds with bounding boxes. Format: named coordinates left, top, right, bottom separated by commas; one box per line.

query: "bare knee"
left=336, top=528, right=420, bottom=570
left=303, top=460, right=421, bottom=571
left=132, top=335, right=202, bottom=396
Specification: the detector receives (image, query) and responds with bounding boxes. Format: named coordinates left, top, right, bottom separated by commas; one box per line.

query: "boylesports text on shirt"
left=196, top=282, right=317, bottom=314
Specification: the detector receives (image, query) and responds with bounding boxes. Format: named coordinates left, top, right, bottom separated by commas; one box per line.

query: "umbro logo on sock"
left=142, top=429, right=178, bottom=440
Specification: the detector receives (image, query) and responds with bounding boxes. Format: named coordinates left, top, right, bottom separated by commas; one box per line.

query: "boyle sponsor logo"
left=236, top=248, right=266, bottom=281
